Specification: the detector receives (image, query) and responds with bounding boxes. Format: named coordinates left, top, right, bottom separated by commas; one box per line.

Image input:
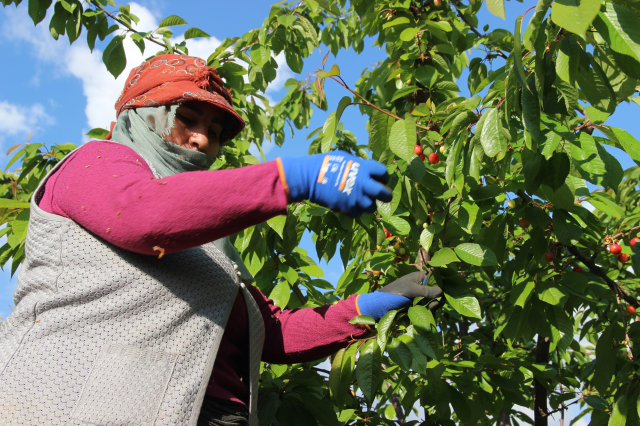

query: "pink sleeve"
left=39, top=141, right=289, bottom=256
left=245, top=285, right=371, bottom=364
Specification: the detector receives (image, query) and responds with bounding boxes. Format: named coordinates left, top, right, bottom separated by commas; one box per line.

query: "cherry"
left=399, top=248, right=406, bottom=255
left=393, top=243, right=400, bottom=250
left=372, top=270, right=381, bottom=276
left=519, top=218, right=530, bottom=228
left=394, top=257, right=402, bottom=263
left=434, top=0, right=441, bottom=6
left=545, top=253, right=554, bottom=262
left=610, top=244, right=622, bottom=255
left=631, top=237, right=639, bottom=247
left=419, top=154, right=425, bottom=161
left=573, top=266, right=583, bottom=272
left=439, top=146, right=445, bottom=154
left=627, top=305, right=637, bottom=315
left=618, top=253, right=629, bottom=263
left=508, top=200, right=516, bottom=209
left=414, top=145, right=423, bottom=155
left=428, top=153, right=440, bottom=164
left=401, top=255, right=409, bottom=262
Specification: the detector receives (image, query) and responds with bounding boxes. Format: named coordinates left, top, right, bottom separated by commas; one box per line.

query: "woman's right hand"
left=278, top=153, right=392, bottom=217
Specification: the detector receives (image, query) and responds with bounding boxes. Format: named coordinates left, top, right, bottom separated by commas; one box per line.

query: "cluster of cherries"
left=383, top=228, right=410, bottom=263
left=414, top=144, right=440, bottom=164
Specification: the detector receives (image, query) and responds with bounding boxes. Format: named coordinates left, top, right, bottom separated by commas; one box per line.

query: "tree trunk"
left=498, top=411, right=512, bottom=426
left=391, top=393, right=406, bottom=423
left=534, top=335, right=550, bottom=426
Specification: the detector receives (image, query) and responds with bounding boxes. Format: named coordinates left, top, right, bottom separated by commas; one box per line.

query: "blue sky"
left=0, top=1, right=635, bottom=422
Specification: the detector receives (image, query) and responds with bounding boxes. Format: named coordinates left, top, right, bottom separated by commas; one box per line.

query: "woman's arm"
left=39, top=140, right=289, bottom=255
left=245, top=285, right=371, bottom=364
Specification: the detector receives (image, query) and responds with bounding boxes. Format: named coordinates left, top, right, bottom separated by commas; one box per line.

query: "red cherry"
left=631, top=237, right=639, bottom=247
left=414, top=145, right=423, bottom=155
left=433, top=0, right=441, bottom=6
left=519, top=218, right=530, bottom=228
left=610, top=244, right=622, bottom=255
left=627, top=306, right=637, bottom=315
left=394, top=257, right=402, bottom=263
left=372, top=270, right=381, bottom=276
left=618, top=253, right=629, bottom=263
left=428, top=153, right=440, bottom=164
left=418, top=154, right=425, bottom=161
left=573, top=266, right=583, bottom=272
left=545, top=253, right=554, bottom=262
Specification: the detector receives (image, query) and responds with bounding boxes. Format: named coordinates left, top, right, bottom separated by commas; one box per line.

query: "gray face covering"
left=110, top=105, right=215, bottom=178
left=108, top=105, right=253, bottom=281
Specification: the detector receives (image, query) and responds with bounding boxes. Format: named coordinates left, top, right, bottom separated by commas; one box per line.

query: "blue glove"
left=356, top=271, right=443, bottom=321
left=278, top=153, right=392, bottom=217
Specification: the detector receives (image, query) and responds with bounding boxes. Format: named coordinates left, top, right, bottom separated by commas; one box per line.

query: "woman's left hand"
left=355, top=271, right=443, bottom=321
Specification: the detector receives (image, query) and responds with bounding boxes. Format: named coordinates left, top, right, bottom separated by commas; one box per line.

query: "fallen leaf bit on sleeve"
left=106, top=228, right=110, bottom=233
left=153, top=246, right=165, bottom=259
left=116, top=211, right=121, bottom=217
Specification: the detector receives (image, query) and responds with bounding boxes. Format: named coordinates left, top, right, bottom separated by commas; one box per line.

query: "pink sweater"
left=38, top=141, right=369, bottom=405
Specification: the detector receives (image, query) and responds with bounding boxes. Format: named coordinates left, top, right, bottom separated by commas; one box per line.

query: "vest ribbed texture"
left=0, top=148, right=265, bottom=426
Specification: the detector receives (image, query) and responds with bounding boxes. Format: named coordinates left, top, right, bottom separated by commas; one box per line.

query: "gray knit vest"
left=0, top=148, right=265, bottom=426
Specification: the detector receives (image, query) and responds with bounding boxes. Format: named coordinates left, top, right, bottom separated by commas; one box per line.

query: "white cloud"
left=0, top=101, right=54, bottom=138
left=2, top=2, right=293, bottom=146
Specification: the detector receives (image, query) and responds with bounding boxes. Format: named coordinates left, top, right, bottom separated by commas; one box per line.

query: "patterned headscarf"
left=110, top=54, right=245, bottom=143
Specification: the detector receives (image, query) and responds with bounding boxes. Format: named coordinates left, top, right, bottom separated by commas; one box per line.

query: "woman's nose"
left=189, top=126, right=209, bottom=152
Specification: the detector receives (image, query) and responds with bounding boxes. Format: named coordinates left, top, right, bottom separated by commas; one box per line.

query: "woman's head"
left=165, top=101, right=226, bottom=158
left=111, top=54, right=245, bottom=156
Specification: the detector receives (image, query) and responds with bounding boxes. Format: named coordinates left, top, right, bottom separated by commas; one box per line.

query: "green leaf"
left=480, top=108, right=507, bottom=158
left=250, top=44, right=271, bottom=66
left=553, top=209, right=582, bottom=246
left=594, top=4, right=640, bottom=79
left=102, top=35, right=126, bottom=78
left=376, top=310, right=397, bottom=350
left=513, top=16, right=531, bottom=93
left=28, top=0, right=52, bottom=25
left=454, top=243, right=498, bottom=266
left=277, top=15, right=296, bottom=28
left=389, top=115, right=417, bottom=163
left=537, top=281, right=568, bottom=306
left=317, top=64, right=340, bottom=79
left=429, top=248, right=460, bottom=267
left=458, top=202, right=482, bottom=235
left=329, top=348, right=346, bottom=407
left=267, top=215, right=286, bottom=239
left=268, top=281, right=291, bottom=309
left=158, top=15, right=187, bottom=27
left=356, top=339, right=381, bottom=405
left=391, top=85, right=420, bottom=102
left=551, top=0, right=601, bottom=35
left=511, top=278, right=535, bottom=307
left=522, top=74, right=541, bottom=144
left=608, top=127, right=640, bottom=167
left=387, top=337, right=413, bottom=371
left=335, top=96, right=352, bottom=126
left=257, top=393, right=279, bottom=426
left=86, top=128, right=109, bottom=139
left=408, top=305, right=436, bottom=332
left=400, top=27, right=420, bottom=41
left=384, top=216, right=411, bottom=236
left=420, top=225, right=435, bottom=253
left=321, top=112, right=337, bottom=152
left=348, top=315, right=375, bottom=325
left=0, top=199, right=30, bottom=209
left=382, top=17, right=410, bottom=29
left=369, top=110, right=395, bottom=159
left=570, top=132, right=623, bottom=190
left=593, top=322, right=616, bottom=393
left=445, top=293, right=482, bottom=320
left=609, top=395, right=627, bottom=426
left=415, top=66, right=438, bottom=88
left=486, top=0, right=506, bottom=19
left=183, top=27, right=210, bottom=39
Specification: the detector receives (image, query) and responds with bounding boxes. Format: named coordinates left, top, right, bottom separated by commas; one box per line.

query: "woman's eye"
left=177, top=114, right=193, bottom=124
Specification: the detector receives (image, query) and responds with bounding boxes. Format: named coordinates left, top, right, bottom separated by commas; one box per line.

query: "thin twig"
left=89, top=0, right=186, bottom=55
left=546, top=397, right=582, bottom=416
left=327, top=76, right=431, bottom=131
left=604, top=226, right=640, bottom=246
left=450, top=0, right=507, bottom=59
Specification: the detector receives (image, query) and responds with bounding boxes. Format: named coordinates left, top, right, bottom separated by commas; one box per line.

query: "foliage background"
left=1, top=0, right=640, bottom=425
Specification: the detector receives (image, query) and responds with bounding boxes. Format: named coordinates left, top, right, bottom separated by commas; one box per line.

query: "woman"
left=0, top=54, right=442, bottom=426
